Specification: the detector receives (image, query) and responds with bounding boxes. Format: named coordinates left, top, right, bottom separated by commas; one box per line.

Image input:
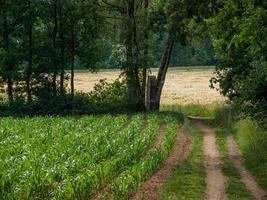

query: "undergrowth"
left=235, top=119, right=267, bottom=191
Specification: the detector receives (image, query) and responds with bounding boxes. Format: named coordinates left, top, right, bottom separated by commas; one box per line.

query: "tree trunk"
left=52, top=0, right=58, bottom=97
left=125, top=0, right=142, bottom=110
left=141, top=0, right=149, bottom=107
left=59, top=0, right=65, bottom=95
left=70, top=26, right=75, bottom=100
left=26, top=22, right=33, bottom=103
left=3, top=1, right=13, bottom=103
left=154, top=39, right=174, bottom=110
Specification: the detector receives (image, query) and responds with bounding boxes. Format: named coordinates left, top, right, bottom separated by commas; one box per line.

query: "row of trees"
left=1, top=0, right=217, bottom=111
left=0, top=0, right=103, bottom=104
left=1, top=0, right=265, bottom=119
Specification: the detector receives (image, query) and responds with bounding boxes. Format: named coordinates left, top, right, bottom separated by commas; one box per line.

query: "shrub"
left=88, top=78, right=127, bottom=112
left=0, top=79, right=127, bottom=116
left=213, top=105, right=234, bottom=128
left=209, top=1, right=267, bottom=121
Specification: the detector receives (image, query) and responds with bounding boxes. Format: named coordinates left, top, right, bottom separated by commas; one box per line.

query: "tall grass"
left=213, top=105, right=234, bottom=128
left=235, top=119, right=267, bottom=190
left=161, top=103, right=222, bottom=118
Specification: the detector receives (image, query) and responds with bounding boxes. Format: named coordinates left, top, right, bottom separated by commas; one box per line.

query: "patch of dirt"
left=147, top=123, right=166, bottom=153
left=130, top=128, right=192, bottom=200
left=227, top=136, right=267, bottom=200
left=192, top=120, right=228, bottom=200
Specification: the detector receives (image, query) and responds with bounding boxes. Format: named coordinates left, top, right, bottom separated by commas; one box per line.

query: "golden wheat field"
left=73, top=67, right=225, bottom=105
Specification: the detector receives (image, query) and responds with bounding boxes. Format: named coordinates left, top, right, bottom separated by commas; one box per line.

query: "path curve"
left=131, top=128, right=192, bottom=200
left=192, top=120, right=228, bottom=200
left=227, top=136, right=267, bottom=200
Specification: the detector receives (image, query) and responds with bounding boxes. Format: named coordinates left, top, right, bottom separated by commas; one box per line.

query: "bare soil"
left=130, top=128, right=192, bottom=200
left=227, top=136, right=267, bottom=200
left=148, top=123, right=166, bottom=152
left=193, top=120, right=228, bottom=200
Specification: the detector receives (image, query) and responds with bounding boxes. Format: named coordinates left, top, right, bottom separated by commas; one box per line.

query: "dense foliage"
left=0, top=0, right=103, bottom=104
left=0, top=78, right=127, bottom=116
left=1, top=0, right=266, bottom=118
left=209, top=0, right=267, bottom=121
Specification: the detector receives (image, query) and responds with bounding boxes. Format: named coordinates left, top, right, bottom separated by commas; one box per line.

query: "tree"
left=0, top=0, right=104, bottom=105
left=0, top=0, right=24, bottom=103
left=98, top=0, right=147, bottom=110
left=65, top=0, right=103, bottom=99
left=151, top=0, right=217, bottom=109
left=208, top=0, right=267, bottom=120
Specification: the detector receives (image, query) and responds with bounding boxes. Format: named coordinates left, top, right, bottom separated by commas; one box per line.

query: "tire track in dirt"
left=227, top=136, right=267, bottom=200
left=146, top=123, right=166, bottom=155
left=130, top=127, right=192, bottom=200
left=192, top=120, right=228, bottom=200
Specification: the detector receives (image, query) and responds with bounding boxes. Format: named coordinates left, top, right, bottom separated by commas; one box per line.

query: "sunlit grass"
left=216, top=128, right=252, bottom=199
left=160, top=121, right=205, bottom=200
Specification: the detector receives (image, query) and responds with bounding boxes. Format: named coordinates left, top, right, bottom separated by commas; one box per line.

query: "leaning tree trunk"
left=154, top=39, right=174, bottom=110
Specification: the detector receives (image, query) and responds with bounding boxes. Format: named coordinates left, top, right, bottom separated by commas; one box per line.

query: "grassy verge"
left=161, top=103, right=222, bottom=118
left=215, top=128, right=252, bottom=200
left=160, top=121, right=205, bottom=200
left=235, top=119, right=267, bottom=191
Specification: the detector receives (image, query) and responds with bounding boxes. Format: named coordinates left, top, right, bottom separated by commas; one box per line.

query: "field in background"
left=72, top=66, right=225, bottom=105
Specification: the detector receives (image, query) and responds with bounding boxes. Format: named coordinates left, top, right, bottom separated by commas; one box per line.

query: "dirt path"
left=147, top=123, right=166, bottom=153
left=130, top=128, right=192, bottom=200
left=193, top=120, right=228, bottom=200
left=227, top=136, right=267, bottom=200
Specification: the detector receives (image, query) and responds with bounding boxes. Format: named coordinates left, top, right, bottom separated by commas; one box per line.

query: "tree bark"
left=52, top=0, right=58, bottom=97
left=26, top=22, right=33, bottom=103
left=141, top=0, right=149, bottom=107
left=3, top=0, right=13, bottom=103
left=70, top=26, right=75, bottom=100
left=59, top=0, right=65, bottom=95
left=125, top=0, right=142, bottom=109
left=154, top=39, right=174, bottom=110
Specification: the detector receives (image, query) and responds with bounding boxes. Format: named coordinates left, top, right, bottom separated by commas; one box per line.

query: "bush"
left=213, top=105, right=234, bottom=128
left=88, top=78, right=127, bottom=112
left=209, top=1, right=267, bottom=122
left=0, top=79, right=128, bottom=116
